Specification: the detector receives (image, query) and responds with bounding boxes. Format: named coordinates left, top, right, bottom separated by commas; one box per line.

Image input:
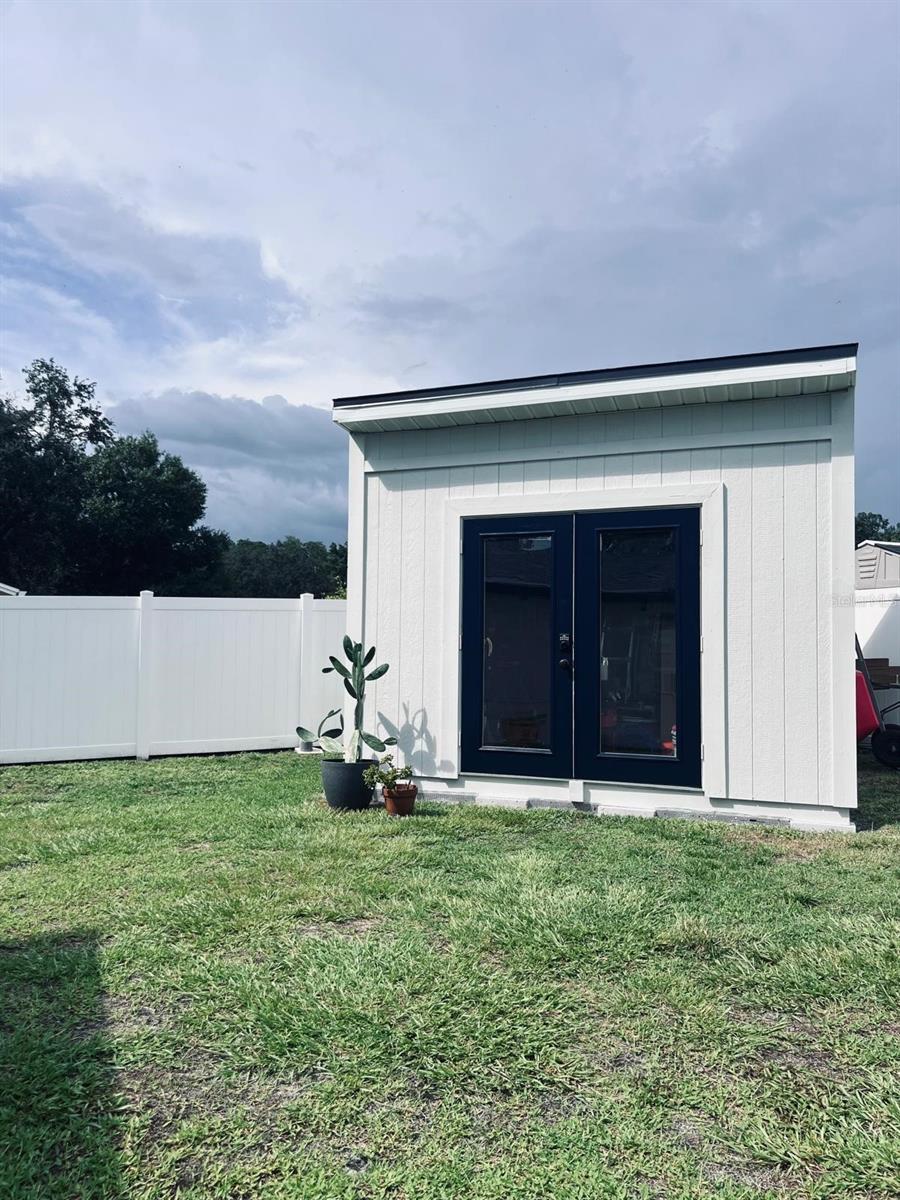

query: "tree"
left=74, top=433, right=229, bottom=594
left=215, top=537, right=345, bottom=598
left=2, top=357, right=348, bottom=597
left=326, top=542, right=348, bottom=596
left=1, top=360, right=227, bottom=594
left=0, top=359, right=113, bottom=591
left=855, top=511, right=900, bottom=547
left=20, top=358, right=113, bottom=448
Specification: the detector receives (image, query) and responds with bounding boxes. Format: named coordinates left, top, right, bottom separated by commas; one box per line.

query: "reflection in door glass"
left=598, top=529, right=677, bottom=757
left=482, top=534, right=552, bottom=750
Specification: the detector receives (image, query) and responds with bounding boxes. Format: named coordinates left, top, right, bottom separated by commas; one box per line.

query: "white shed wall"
left=350, top=391, right=856, bottom=825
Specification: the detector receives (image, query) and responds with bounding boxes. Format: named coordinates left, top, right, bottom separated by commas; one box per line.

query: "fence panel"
left=0, top=597, right=141, bottom=763
left=297, top=597, right=350, bottom=735
left=0, top=592, right=346, bottom=764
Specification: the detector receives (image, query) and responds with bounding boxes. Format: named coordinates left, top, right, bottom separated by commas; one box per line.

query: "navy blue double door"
left=461, top=508, right=701, bottom=788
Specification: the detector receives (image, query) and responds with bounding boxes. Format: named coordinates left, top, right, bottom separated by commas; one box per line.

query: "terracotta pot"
left=383, top=783, right=417, bottom=816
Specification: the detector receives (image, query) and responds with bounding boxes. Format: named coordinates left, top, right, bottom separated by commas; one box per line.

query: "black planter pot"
left=321, top=758, right=375, bottom=810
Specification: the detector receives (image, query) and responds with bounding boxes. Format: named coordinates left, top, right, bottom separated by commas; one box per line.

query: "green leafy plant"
left=296, top=637, right=396, bottom=763
left=362, top=754, right=413, bottom=791
left=296, top=708, right=343, bottom=752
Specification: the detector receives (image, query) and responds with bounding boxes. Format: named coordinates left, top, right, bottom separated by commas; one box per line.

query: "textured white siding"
left=357, top=392, right=847, bottom=812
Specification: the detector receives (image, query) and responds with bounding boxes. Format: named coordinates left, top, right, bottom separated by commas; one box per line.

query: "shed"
left=856, top=541, right=900, bottom=589
left=855, top=542, right=900, bottom=686
left=333, top=344, right=858, bottom=832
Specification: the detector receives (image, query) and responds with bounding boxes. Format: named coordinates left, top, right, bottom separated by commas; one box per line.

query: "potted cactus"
left=363, top=754, right=417, bottom=816
left=296, top=637, right=396, bottom=810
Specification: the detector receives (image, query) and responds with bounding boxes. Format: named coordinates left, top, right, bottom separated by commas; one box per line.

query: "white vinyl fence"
left=0, top=592, right=346, bottom=765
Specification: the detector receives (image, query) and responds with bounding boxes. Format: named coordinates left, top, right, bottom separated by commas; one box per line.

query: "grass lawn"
left=1, top=752, right=898, bottom=1200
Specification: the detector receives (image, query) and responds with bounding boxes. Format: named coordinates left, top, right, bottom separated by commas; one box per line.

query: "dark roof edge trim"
left=332, top=343, right=858, bottom=409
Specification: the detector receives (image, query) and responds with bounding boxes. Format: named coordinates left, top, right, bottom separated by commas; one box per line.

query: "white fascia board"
left=332, top=355, right=856, bottom=430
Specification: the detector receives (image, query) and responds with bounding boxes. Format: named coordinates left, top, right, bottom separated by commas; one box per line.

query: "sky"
left=1, top=0, right=898, bottom=544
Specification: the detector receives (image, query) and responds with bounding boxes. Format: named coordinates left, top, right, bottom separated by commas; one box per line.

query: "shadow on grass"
left=0, top=931, right=122, bottom=1199
left=856, top=750, right=900, bottom=831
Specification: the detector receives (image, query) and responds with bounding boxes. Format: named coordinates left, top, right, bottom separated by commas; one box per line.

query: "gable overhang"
left=332, top=344, right=857, bottom=433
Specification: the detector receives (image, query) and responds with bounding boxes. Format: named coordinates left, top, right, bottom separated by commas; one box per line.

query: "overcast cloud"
left=1, top=0, right=898, bottom=541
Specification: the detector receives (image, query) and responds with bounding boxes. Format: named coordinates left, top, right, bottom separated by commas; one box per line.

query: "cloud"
left=1, top=0, right=897, bottom=525
left=107, top=391, right=348, bottom=544
left=1, top=180, right=302, bottom=347
left=353, top=290, right=474, bottom=332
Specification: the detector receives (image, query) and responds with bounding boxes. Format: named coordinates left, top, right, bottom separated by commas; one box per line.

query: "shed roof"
left=332, top=343, right=857, bottom=432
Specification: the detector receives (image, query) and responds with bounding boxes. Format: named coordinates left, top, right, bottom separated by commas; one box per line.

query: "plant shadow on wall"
left=378, top=704, right=455, bottom=777
left=0, top=930, right=123, bottom=1199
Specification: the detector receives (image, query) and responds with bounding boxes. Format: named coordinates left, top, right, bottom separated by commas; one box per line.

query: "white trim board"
left=437, top=483, right=727, bottom=797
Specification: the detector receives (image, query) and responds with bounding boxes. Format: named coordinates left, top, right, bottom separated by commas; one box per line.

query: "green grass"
left=1, top=751, right=898, bottom=1200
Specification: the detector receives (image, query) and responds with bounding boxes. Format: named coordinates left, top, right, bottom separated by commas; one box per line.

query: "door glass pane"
left=598, top=528, right=677, bottom=757
left=482, top=534, right=553, bottom=749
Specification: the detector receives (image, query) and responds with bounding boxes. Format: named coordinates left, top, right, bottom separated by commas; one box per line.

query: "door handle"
left=559, top=658, right=573, bottom=671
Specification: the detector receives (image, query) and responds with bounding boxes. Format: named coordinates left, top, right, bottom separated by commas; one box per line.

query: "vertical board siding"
left=361, top=410, right=836, bottom=809
left=815, top=444, right=834, bottom=806
left=750, top=444, right=787, bottom=802
left=422, top=469, right=451, bottom=773
left=364, top=394, right=833, bottom=469
left=374, top=474, right=404, bottom=747
left=0, top=597, right=346, bottom=763
left=782, top=443, right=820, bottom=804
left=362, top=473, right=381, bottom=726
left=524, top=461, right=551, bottom=493
left=720, top=447, right=754, bottom=799
left=398, top=471, right=428, bottom=760
left=576, top=456, right=605, bottom=490
left=498, top=462, right=525, bottom=494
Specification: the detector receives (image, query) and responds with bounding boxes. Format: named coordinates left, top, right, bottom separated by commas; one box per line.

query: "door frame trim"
left=440, top=484, right=726, bottom=795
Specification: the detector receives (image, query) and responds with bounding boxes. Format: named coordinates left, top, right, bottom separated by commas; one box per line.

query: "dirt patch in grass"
left=751, top=1044, right=838, bottom=1075
left=116, top=1055, right=323, bottom=1144
left=668, top=1111, right=806, bottom=1194
left=704, top=1159, right=798, bottom=1192
left=721, top=825, right=833, bottom=863
left=74, top=997, right=164, bottom=1042
left=295, top=916, right=384, bottom=939
left=727, top=1005, right=843, bottom=1079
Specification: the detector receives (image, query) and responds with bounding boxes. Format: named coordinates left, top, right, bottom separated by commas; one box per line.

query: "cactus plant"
left=296, top=636, right=396, bottom=763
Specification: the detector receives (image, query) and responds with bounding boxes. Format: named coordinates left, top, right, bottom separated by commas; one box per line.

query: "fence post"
left=298, top=593, right=314, bottom=728
left=136, top=590, right=154, bottom=760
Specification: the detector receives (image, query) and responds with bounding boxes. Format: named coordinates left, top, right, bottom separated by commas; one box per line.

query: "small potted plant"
left=296, top=708, right=342, bottom=754
left=296, top=637, right=397, bottom=811
left=363, top=754, right=417, bottom=816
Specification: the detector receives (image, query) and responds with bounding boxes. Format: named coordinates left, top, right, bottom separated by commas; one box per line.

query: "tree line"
left=855, top=511, right=900, bottom=546
left=1, top=359, right=347, bottom=597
